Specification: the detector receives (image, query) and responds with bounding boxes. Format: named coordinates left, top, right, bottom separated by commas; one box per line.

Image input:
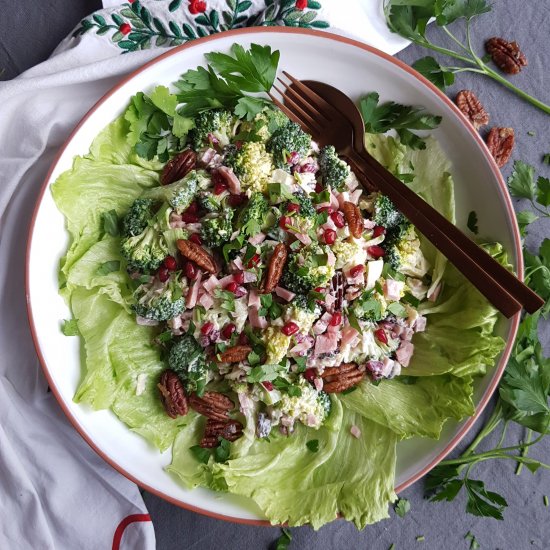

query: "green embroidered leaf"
left=169, top=21, right=183, bottom=38
left=112, top=14, right=124, bottom=26
left=112, top=31, right=124, bottom=43
left=93, top=14, right=107, bottom=26
left=153, top=18, right=167, bottom=34
left=308, top=1, right=322, bottom=8
left=97, top=26, right=111, bottom=36
left=310, top=20, right=330, bottom=28
left=195, top=15, right=209, bottom=26
left=300, top=11, right=317, bottom=24
left=169, top=0, right=183, bottom=11
left=237, top=1, right=253, bottom=13
left=210, top=10, right=220, bottom=29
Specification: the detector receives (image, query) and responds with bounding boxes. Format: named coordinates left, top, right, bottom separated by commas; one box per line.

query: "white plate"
left=26, top=28, right=521, bottom=525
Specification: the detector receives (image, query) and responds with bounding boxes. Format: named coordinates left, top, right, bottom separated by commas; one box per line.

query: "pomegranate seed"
left=279, top=216, right=291, bottom=230
left=221, top=323, right=236, bottom=340
left=201, top=322, right=214, bottom=336
left=246, top=254, right=260, bottom=268
left=315, top=182, right=323, bottom=193
left=213, top=182, right=228, bottom=195
left=163, top=256, right=177, bottom=271
left=374, top=328, right=388, bottom=345
left=324, top=229, right=337, bottom=245
left=314, top=287, right=324, bottom=293
left=228, top=194, right=246, bottom=207
left=185, top=201, right=199, bottom=214
left=282, top=322, right=299, bottom=336
left=367, top=245, right=385, bottom=258
left=304, top=368, right=316, bottom=382
left=330, top=211, right=345, bottom=228
left=330, top=312, right=342, bottom=326
left=287, top=203, right=300, bottom=213
left=185, top=261, right=198, bottom=280
left=262, top=381, right=274, bottom=391
left=373, top=225, right=386, bottom=238
left=238, top=332, right=249, bottom=345
left=233, top=271, right=245, bottom=285
left=318, top=206, right=334, bottom=215
left=225, top=281, right=238, bottom=293
left=157, top=266, right=170, bottom=282
left=189, top=233, right=202, bottom=245
left=350, top=265, right=365, bottom=278
left=181, top=212, right=200, bottom=223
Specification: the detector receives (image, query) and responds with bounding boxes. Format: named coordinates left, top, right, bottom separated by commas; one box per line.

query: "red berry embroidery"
left=189, top=0, right=207, bottom=14
left=119, top=23, right=131, bottom=35
left=295, top=0, right=308, bottom=10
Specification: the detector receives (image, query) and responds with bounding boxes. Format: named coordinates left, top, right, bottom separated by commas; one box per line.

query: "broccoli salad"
left=122, top=105, right=432, bottom=443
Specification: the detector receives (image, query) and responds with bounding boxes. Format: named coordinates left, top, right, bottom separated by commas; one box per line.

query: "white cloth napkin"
left=0, top=1, right=408, bottom=548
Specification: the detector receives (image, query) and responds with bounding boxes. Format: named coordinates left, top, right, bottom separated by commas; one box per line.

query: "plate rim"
left=25, top=26, right=522, bottom=527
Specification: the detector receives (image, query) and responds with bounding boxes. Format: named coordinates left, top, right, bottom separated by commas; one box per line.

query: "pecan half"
left=158, top=370, right=188, bottom=418
left=161, top=149, right=197, bottom=185
left=176, top=239, right=217, bottom=273
left=261, top=243, right=288, bottom=293
left=342, top=202, right=363, bottom=239
left=321, top=363, right=366, bottom=393
left=485, top=37, right=527, bottom=75
left=189, top=391, right=234, bottom=421
left=455, top=90, right=489, bottom=130
left=486, top=127, right=515, bottom=167
left=216, top=345, right=253, bottom=364
left=200, top=418, right=244, bottom=448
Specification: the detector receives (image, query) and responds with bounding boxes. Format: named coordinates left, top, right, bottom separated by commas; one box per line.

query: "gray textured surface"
left=2, top=1, right=549, bottom=548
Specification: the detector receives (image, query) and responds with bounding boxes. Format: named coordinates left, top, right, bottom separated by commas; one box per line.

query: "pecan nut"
left=161, top=149, right=197, bottom=185
left=342, top=202, right=363, bottom=239
left=200, top=418, right=244, bottom=448
left=176, top=239, right=218, bottom=273
left=455, top=90, right=489, bottom=130
left=216, top=345, right=253, bottom=364
left=486, top=127, right=515, bottom=168
left=330, top=272, right=344, bottom=312
left=261, top=243, right=288, bottom=293
left=158, top=370, right=188, bottom=418
left=485, top=37, right=527, bottom=75
left=189, top=391, right=234, bottom=421
left=321, top=363, right=366, bottom=393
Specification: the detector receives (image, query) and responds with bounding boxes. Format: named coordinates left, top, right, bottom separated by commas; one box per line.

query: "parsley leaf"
left=464, top=479, right=507, bottom=520
left=61, top=318, right=80, bottom=336
left=275, top=528, right=292, bottom=550
left=189, top=445, right=211, bottom=464
left=467, top=210, right=479, bottom=234
left=508, top=160, right=537, bottom=200
left=214, top=438, right=231, bottom=463
left=465, top=531, right=480, bottom=550
left=537, top=177, right=550, bottom=207
left=412, top=56, right=455, bottom=91
left=394, top=498, right=411, bottom=517
left=360, top=92, right=441, bottom=150
left=516, top=211, right=538, bottom=237
left=175, top=44, right=279, bottom=121
left=434, top=0, right=491, bottom=26
left=543, top=153, right=550, bottom=165
left=247, top=364, right=284, bottom=383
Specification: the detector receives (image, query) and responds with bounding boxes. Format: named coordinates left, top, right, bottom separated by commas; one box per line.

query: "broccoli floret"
left=266, top=121, right=312, bottom=169
left=187, top=109, right=235, bottom=150
left=238, top=192, right=270, bottom=237
left=121, top=198, right=169, bottom=272
left=282, top=189, right=316, bottom=234
left=317, top=391, right=331, bottom=418
left=318, top=145, right=350, bottom=190
left=197, top=189, right=227, bottom=212
left=239, top=107, right=290, bottom=143
left=372, top=194, right=406, bottom=230
left=168, top=334, right=209, bottom=395
left=384, top=224, right=429, bottom=277
left=332, top=240, right=366, bottom=270
left=351, top=290, right=386, bottom=323
left=287, top=296, right=320, bottom=332
left=132, top=273, right=185, bottom=321
left=280, top=245, right=335, bottom=294
left=200, top=208, right=235, bottom=248
left=144, top=170, right=209, bottom=213
left=226, top=141, right=274, bottom=193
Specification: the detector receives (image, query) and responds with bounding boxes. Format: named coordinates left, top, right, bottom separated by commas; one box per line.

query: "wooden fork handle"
left=346, top=148, right=539, bottom=318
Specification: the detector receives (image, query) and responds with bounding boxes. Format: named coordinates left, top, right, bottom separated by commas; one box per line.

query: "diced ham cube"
left=396, top=341, right=414, bottom=367
left=248, top=232, right=266, bottom=245
left=275, top=286, right=295, bottom=301
left=384, top=279, right=405, bottom=301
left=185, top=271, right=203, bottom=308
left=217, top=165, right=241, bottom=195
left=198, top=291, right=214, bottom=310
left=314, top=332, right=339, bottom=356
left=203, top=275, right=220, bottom=294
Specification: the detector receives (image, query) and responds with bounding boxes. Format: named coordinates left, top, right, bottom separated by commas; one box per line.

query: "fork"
left=268, top=72, right=544, bottom=318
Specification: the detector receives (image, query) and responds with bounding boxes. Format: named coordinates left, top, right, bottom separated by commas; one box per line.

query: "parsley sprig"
left=426, top=160, right=550, bottom=519
left=384, top=0, right=550, bottom=114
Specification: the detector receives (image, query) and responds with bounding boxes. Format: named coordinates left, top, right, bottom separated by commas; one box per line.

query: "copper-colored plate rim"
left=25, top=27, right=522, bottom=527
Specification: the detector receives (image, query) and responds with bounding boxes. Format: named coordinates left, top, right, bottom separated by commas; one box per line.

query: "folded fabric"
left=0, top=1, right=409, bottom=548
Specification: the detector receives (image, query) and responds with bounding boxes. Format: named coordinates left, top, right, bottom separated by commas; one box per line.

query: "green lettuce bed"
left=52, top=116, right=505, bottom=529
